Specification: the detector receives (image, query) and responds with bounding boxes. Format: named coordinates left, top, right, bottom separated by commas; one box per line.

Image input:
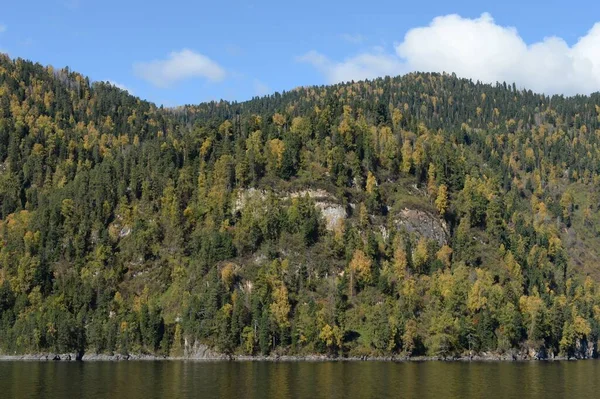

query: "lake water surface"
left=1, top=360, right=599, bottom=398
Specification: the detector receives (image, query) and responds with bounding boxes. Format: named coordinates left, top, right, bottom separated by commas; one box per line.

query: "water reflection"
left=1, top=360, right=599, bottom=398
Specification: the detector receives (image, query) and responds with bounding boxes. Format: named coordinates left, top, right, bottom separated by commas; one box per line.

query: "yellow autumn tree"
left=290, top=116, right=311, bottom=139
left=319, top=324, right=343, bottom=352
left=349, top=249, right=372, bottom=295
left=412, top=237, right=429, bottom=273
left=392, top=108, right=403, bottom=130
left=435, top=184, right=449, bottom=216
left=436, top=245, right=453, bottom=268
left=366, top=171, right=377, bottom=194
left=221, top=262, right=236, bottom=289
left=267, top=139, right=285, bottom=170
left=358, top=202, right=369, bottom=228
left=272, top=113, right=286, bottom=130
left=270, top=284, right=291, bottom=329
left=394, top=244, right=408, bottom=279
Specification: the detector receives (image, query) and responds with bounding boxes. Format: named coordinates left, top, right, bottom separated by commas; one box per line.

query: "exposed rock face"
left=184, top=338, right=229, bottom=360
left=81, top=342, right=228, bottom=361
left=575, top=338, right=596, bottom=359
left=289, top=190, right=346, bottom=231
left=234, top=188, right=346, bottom=232
left=108, top=214, right=131, bottom=241
left=119, top=226, right=131, bottom=238
left=527, top=347, right=547, bottom=360
left=393, top=208, right=449, bottom=245
left=235, top=189, right=450, bottom=241
left=80, top=353, right=168, bottom=361
left=0, top=353, right=79, bottom=361
left=233, top=188, right=266, bottom=214
left=318, top=204, right=346, bottom=231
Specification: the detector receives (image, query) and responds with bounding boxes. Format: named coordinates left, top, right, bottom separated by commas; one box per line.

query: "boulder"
left=184, top=338, right=229, bottom=360
left=393, top=208, right=449, bottom=245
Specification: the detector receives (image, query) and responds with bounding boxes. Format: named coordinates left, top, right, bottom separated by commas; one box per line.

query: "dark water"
left=1, top=360, right=599, bottom=398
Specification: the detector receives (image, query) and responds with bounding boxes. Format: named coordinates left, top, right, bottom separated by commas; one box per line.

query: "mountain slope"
left=1, top=55, right=600, bottom=359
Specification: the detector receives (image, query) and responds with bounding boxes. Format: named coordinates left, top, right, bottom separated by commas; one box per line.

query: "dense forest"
left=2, top=53, right=600, bottom=360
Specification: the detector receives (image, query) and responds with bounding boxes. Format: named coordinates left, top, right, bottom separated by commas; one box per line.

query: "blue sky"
left=1, top=0, right=600, bottom=105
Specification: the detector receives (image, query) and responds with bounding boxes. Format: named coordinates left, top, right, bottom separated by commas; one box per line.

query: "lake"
left=1, top=360, right=599, bottom=398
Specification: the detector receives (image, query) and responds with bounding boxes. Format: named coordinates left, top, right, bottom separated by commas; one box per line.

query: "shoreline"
left=0, top=352, right=590, bottom=362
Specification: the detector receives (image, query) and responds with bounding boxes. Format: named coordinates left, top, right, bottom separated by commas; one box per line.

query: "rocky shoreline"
left=0, top=352, right=590, bottom=362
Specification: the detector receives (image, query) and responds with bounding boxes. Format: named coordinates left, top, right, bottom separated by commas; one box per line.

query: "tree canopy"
left=1, top=54, right=600, bottom=359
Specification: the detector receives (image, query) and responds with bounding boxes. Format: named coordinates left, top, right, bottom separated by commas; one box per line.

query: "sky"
left=1, top=0, right=600, bottom=106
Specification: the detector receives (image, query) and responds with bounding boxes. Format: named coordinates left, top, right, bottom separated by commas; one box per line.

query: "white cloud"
left=299, top=13, right=600, bottom=95
left=297, top=50, right=403, bottom=83
left=134, top=49, right=225, bottom=88
left=253, top=79, right=271, bottom=96
left=107, top=80, right=133, bottom=94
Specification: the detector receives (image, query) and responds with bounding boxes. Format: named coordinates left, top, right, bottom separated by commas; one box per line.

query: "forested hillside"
left=2, top=54, right=600, bottom=359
